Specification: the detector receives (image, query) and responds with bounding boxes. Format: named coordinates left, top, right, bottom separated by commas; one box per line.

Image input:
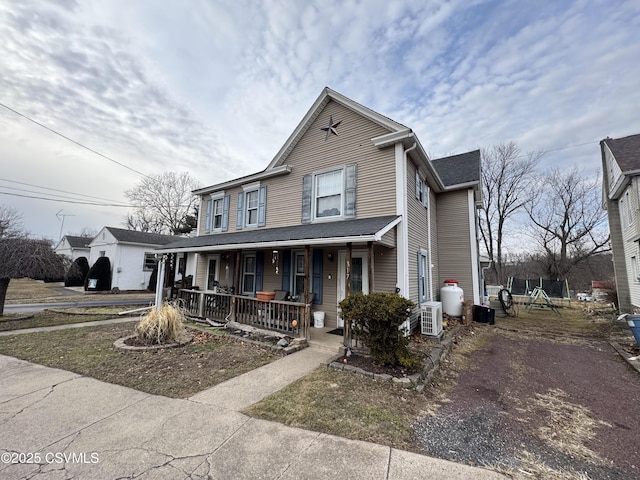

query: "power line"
left=0, top=191, right=133, bottom=207
left=0, top=102, right=151, bottom=178
left=0, top=185, right=131, bottom=205
left=0, top=177, right=126, bottom=203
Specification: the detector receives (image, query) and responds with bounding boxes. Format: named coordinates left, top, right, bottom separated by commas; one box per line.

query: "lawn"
left=245, top=327, right=492, bottom=454
left=4, top=278, right=154, bottom=304
left=0, top=322, right=281, bottom=398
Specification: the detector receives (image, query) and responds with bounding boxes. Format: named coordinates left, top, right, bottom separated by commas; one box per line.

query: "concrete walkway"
left=0, top=323, right=506, bottom=479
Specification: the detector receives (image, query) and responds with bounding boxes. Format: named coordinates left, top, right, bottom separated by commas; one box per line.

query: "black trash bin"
left=473, top=305, right=495, bottom=325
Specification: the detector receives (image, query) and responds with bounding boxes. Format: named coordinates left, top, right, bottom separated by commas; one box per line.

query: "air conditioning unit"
left=421, top=301, right=443, bottom=336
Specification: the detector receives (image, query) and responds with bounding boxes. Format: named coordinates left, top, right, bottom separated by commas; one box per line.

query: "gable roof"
left=156, top=215, right=400, bottom=253
left=267, top=87, right=410, bottom=170
left=431, top=150, right=481, bottom=187
left=64, top=235, right=91, bottom=249
left=601, top=134, right=640, bottom=172
left=103, top=227, right=180, bottom=246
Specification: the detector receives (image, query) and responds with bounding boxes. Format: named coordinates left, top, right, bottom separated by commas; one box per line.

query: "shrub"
left=135, top=303, right=187, bottom=345
left=84, top=256, right=112, bottom=291
left=65, top=256, right=89, bottom=287
left=339, top=292, right=418, bottom=368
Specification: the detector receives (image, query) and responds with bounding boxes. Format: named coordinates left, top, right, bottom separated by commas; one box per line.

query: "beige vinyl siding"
left=195, top=100, right=397, bottom=236
left=373, top=245, right=397, bottom=294
left=435, top=190, right=474, bottom=302
left=406, top=159, right=430, bottom=304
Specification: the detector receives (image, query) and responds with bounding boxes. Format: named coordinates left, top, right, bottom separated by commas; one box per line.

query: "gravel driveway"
left=413, top=328, right=640, bottom=479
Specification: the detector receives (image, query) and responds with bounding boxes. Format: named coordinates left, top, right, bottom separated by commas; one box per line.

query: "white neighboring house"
left=88, top=227, right=182, bottom=291
left=54, top=235, right=91, bottom=261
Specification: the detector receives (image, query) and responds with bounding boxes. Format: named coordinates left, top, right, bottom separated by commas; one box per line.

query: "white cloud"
left=0, top=0, right=639, bottom=240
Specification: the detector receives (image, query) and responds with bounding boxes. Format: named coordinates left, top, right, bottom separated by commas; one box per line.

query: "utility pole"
left=56, top=209, right=75, bottom=241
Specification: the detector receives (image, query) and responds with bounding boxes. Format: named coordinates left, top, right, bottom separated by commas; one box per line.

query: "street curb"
left=609, top=341, right=640, bottom=375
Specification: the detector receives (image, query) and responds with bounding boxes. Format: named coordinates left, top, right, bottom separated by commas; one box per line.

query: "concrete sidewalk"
left=0, top=353, right=506, bottom=479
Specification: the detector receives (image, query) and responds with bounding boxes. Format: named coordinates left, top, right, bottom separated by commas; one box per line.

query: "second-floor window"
left=236, top=185, right=267, bottom=230
left=315, top=169, right=343, bottom=218
left=246, top=190, right=259, bottom=226
left=213, top=198, right=224, bottom=230
left=204, top=194, right=230, bottom=233
left=302, top=164, right=357, bottom=223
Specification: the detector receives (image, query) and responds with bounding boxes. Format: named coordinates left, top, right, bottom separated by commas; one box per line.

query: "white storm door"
left=336, top=250, right=369, bottom=327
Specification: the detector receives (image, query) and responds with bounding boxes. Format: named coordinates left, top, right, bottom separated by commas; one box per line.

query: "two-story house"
left=158, top=87, right=483, bottom=340
left=600, top=133, right=640, bottom=312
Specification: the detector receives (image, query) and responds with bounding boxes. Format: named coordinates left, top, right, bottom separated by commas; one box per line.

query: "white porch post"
left=155, top=254, right=166, bottom=312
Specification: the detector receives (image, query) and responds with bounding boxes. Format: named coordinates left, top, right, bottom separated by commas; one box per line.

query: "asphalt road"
left=4, top=298, right=155, bottom=314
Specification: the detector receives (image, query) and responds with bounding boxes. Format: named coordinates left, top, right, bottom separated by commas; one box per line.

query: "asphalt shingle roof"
left=602, top=134, right=640, bottom=172
left=160, top=215, right=400, bottom=251
left=431, top=150, right=481, bottom=187
left=105, top=227, right=181, bottom=246
left=64, top=236, right=91, bottom=248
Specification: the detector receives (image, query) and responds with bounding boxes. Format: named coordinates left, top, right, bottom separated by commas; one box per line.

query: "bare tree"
left=0, top=237, right=66, bottom=315
left=70, top=227, right=98, bottom=238
left=0, top=204, right=24, bottom=238
left=525, top=166, right=610, bottom=280
left=124, top=172, right=201, bottom=234
left=479, top=142, right=541, bottom=284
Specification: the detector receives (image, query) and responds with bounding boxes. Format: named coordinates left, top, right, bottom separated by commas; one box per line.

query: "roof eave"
left=193, top=165, right=292, bottom=196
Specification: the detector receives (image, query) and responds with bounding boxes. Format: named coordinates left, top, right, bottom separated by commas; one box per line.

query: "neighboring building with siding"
left=54, top=235, right=91, bottom=261
left=600, top=133, right=640, bottom=312
left=158, top=87, right=483, bottom=331
left=88, top=227, right=183, bottom=291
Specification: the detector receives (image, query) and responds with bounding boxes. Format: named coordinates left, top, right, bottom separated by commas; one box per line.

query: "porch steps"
left=307, top=327, right=344, bottom=355
left=307, top=342, right=344, bottom=355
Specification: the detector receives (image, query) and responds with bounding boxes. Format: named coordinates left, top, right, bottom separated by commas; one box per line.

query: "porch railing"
left=178, top=289, right=311, bottom=340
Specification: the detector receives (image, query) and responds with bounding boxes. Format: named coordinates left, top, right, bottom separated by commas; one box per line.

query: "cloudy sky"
left=1, top=0, right=639, bottom=242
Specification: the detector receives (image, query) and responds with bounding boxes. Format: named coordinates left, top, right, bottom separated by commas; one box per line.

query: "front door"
left=206, top=255, right=220, bottom=291
left=337, top=250, right=369, bottom=327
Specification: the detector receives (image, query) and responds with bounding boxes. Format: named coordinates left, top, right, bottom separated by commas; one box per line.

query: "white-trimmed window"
left=302, top=164, right=356, bottom=223
left=236, top=185, right=266, bottom=229
left=621, top=190, right=633, bottom=229
left=417, top=250, right=429, bottom=303
left=143, top=253, right=156, bottom=271
left=632, top=256, right=639, bottom=282
left=415, top=170, right=429, bottom=208
left=212, top=198, right=224, bottom=230
left=205, top=194, right=229, bottom=233
left=245, top=190, right=259, bottom=226
left=315, top=169, right=344, bottom=219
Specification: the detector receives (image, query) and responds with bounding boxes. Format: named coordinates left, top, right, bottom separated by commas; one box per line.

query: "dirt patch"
left=413, top=328, right=640, bottom=479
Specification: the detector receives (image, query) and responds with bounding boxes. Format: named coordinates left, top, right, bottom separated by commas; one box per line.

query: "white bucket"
left=313, top=311, right=325, bottom=328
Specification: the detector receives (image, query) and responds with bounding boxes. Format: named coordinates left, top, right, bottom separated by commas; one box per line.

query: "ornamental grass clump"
left=339, top=292, right=420, bottom=370
left=135, top=303, right=187, bottom=345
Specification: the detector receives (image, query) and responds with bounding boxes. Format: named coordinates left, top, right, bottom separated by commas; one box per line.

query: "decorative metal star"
left=320, top=115, right=341, bottom=140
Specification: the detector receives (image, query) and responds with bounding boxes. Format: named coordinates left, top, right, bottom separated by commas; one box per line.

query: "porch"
left=178, top=289, right=312, bottom=340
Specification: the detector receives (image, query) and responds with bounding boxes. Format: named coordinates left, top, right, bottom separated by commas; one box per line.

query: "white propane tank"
left=441, top=279, right=464, bottom=317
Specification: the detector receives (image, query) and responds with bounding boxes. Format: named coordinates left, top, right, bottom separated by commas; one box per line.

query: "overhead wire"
left=0, top=101, right=151, bottom=178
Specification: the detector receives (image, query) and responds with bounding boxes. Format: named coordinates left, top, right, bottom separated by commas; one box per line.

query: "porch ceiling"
left=156, top=215, right=400, bottom=253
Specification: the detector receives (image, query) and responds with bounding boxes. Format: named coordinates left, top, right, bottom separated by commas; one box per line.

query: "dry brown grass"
left=528, top=388, right=611, bottom=464
left=135, top=304, right=187, bottom=345
left=496, top=303, right=615, bottom=339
